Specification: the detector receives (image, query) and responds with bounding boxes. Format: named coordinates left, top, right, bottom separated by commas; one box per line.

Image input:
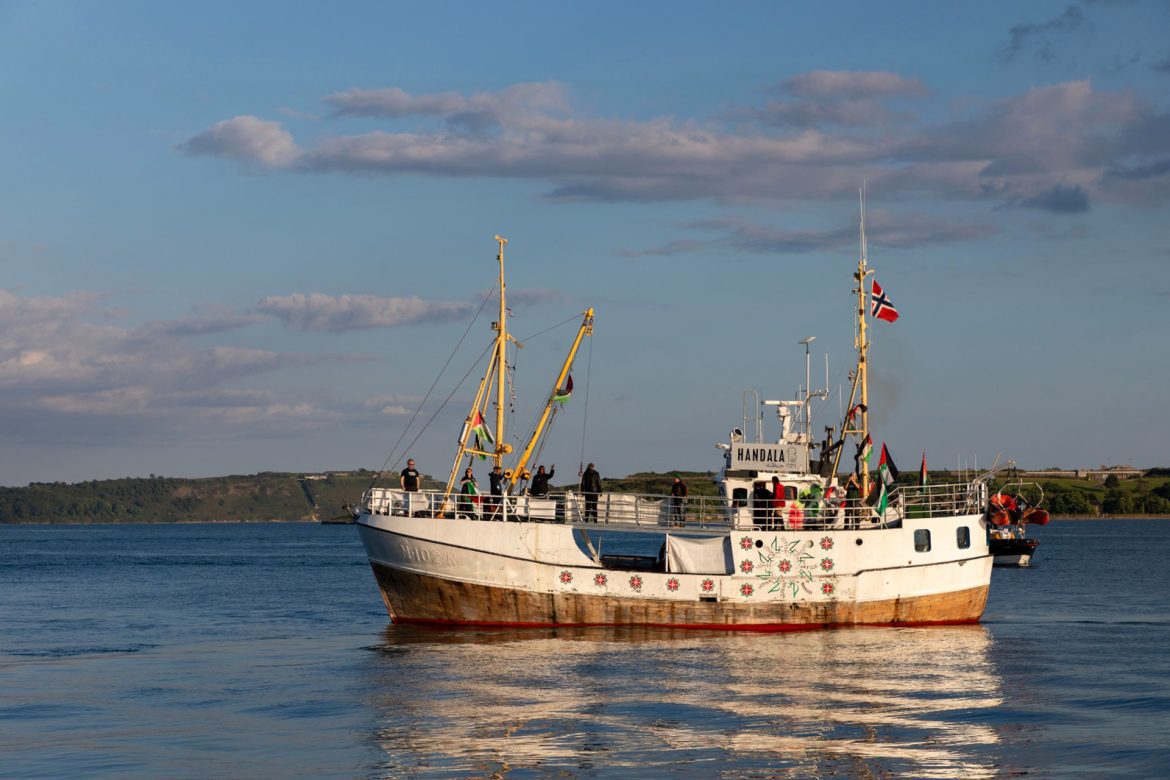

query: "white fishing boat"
left=356, top=217, right=996, bottom=630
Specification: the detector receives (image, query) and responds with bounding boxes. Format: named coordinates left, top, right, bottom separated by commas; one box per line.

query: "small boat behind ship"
left=354, top=206, right=1000, bottom=630
left=987, top=484, right=1050, bottom=566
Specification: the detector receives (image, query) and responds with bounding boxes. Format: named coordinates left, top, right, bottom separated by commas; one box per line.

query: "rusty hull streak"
left=371, top=562, right=988, bottom=631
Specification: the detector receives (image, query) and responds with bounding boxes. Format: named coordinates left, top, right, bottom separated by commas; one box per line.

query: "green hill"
left=2, top=467, right=1167, bottom=523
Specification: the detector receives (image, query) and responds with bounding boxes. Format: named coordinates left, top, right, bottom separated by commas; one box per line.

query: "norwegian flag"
left=870, top=280, right=899, bottom=323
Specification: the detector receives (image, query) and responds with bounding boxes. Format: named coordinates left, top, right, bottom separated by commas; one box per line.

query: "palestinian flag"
left=871, top=280, right=899, bottom=323
left=866, top=479, right=890, bottom=515
left=553, top=374, right=573, bottom=406
left=471, top=410, right=494, bottom=447
left=845, top=403, right=867, bottom=426
left=919, top=452, right=928, bottom=487
left=878, top=443, right=899, bottom=488
left=856, top=434, right=873, bottom=464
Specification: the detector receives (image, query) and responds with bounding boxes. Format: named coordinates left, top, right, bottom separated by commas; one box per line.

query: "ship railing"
left=895, top=481, right=987, bottom=517
left=360, top=487, right=732, bottom=527
left=361, top=483, right=985, bottom=530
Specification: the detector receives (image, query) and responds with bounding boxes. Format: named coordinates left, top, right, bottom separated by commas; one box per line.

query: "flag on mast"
left=857, top=434, right=873, bottom=464
left=871, top=280, right=900, bottom=323
left=845, top=403, right=867, bottom=425
left=878, top=443, right=899, bottom=488
left=919, top=452, right=928, bottom=487
left=553, top=374, right=573, bottom=406
left=471, top=410, right=494, bottom=447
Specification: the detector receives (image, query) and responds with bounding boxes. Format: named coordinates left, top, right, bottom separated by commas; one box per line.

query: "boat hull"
left=990, top=537, right=1039, bottom=567
left=369, top=559, right=989, bottom=629
left=357, top=511, right=992, bottom=630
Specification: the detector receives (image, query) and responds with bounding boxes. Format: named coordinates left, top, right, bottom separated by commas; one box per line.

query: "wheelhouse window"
left=956, top=526, right=971, bottom=549
left=914, top=529, right=931, bottom=552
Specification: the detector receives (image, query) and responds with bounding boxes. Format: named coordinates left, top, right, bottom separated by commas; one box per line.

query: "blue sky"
left=1, top=1, right=1168, bottom=486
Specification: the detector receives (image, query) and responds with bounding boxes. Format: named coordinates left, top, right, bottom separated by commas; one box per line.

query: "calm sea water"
left=2, top=520, right=1169, bottom=778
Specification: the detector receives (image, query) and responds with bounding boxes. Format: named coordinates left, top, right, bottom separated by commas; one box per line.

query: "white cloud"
left=780, top=70, right=927, bottom=99
left=178, top=76, right=1170, bottom=212
left=177, top=115, right=301, bottom=168
left=255, top=293, right=474, bottom=332
left=622, top=212, right=995, bottom=257
left=0, top=288, right=359, bottom=444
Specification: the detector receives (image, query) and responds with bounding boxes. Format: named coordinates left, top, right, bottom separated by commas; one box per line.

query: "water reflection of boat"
left=365, top=624, right=1005, bottom=778
left=356, top=218, right=996, bottom=629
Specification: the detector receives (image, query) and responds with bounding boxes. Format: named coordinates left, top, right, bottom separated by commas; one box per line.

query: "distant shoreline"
left=6, top=515, right=1170, bottom=526
left=1057, top=514, right=1170, bottom=521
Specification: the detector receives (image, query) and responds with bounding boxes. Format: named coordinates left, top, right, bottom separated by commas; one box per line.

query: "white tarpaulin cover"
left=666, top=535, right=733, bottom=574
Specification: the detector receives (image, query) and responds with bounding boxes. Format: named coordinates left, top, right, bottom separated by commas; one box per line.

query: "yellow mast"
left=856, top=188, right=871, bottom=499
left=832, top=187, right=872, bottom=497
left=508, top=308, right=594, bottom=490
left=493, top=235, right=508, bottom=471
left=440, top=235, right=515, bottom=511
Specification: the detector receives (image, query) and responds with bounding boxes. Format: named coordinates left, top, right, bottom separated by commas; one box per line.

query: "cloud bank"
left=177, top=73, right=1170, bottom=216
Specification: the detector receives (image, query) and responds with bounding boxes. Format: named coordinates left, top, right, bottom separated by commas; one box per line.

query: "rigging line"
left=392, top=341, right=496, bottom=478
left=516, top=312, right=586, bottom=345
left=366, top=286, right=497, bottom=491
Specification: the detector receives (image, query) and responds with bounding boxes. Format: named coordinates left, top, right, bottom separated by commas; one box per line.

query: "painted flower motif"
left=594, top=572, right=608, bottom=587
left=740, top=559, right=754, bottom=574
left=739, top=536, right=754, bottom=550
left=629, top=575, right=643, bottom=592
left=822, top=582, right=835, bottom=596
left=559, top=570, right=573, bottom=584
left=820, top=557, right=835, bottom=572
left=778, top=559, right=792, bottom=574
left=820, top=536, right=834, bottom=550
left=701, top=578, right=715, bottom=592
left=740, top=583, right=754, bottom=597
left=666, top=577, right=680, bottom=592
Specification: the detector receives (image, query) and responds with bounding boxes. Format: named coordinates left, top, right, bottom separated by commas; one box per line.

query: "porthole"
left=956, top=526, right=971, bottom=549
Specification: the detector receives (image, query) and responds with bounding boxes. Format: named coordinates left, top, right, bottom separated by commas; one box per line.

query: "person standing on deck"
left=669, top=475, right=688, bottom=527
left=530, top=465, right=555, bottom=497
left=845, top=473, right=862, bottom=526
left=770, top=476, right=786, bottom=529
left=752, top=481, right=773, bottom=529
left=400, top=459, right=420, bottom=492
left=458, top=467, right=478, bottom=518
left=488, top=464, right=505, bottom=520
left=580, top=463, right=601, bottom=522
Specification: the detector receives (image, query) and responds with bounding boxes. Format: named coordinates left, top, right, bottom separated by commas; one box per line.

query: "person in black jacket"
left=580, top=463, right=601, bottom=522
left=530, top=464, right=555, bottom=497
left=752, top=481, right=774, bottom=529
left=669, top=475, right=688, bottom=526
left=487, top=464, right=505, bottom=520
